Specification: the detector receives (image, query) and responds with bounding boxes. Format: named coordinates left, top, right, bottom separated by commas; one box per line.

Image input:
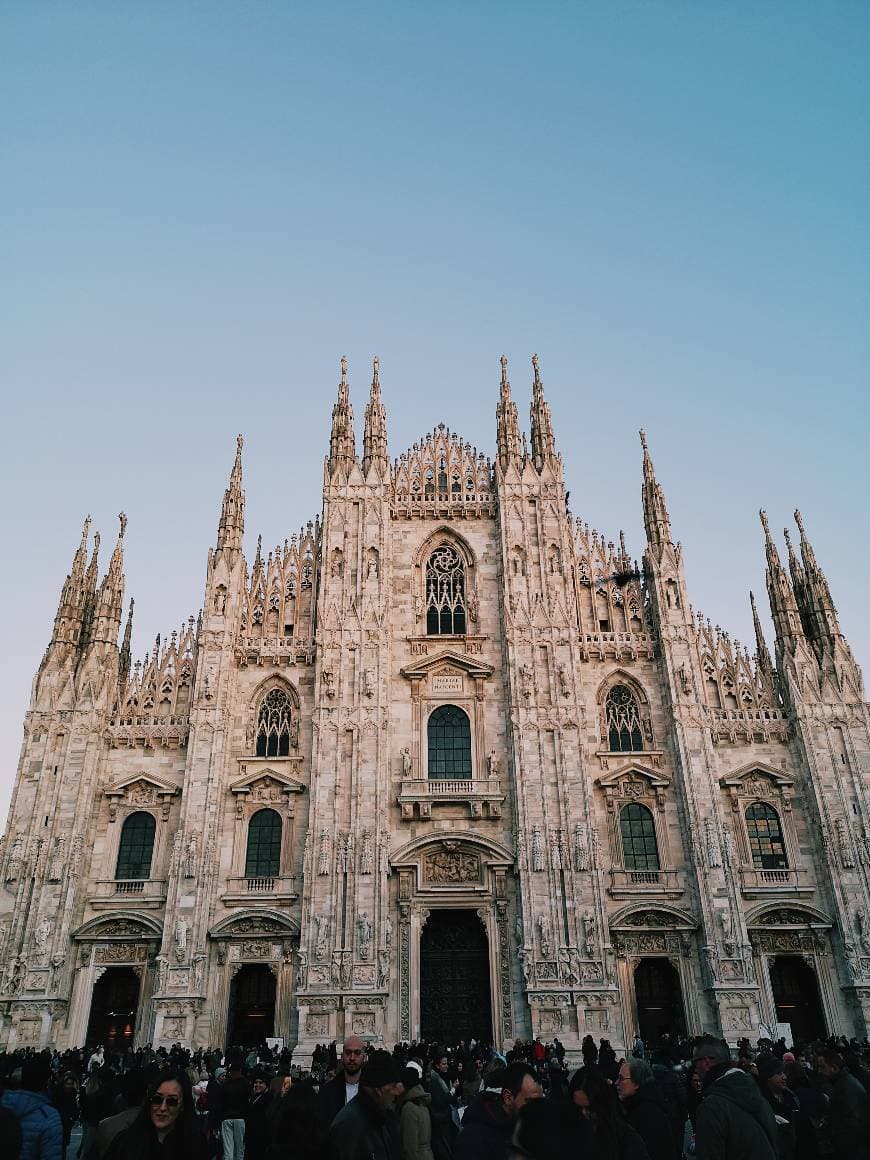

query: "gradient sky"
left=1, top=2, right=868, bottom=828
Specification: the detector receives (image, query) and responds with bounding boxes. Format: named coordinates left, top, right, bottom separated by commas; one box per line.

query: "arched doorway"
left=420, top=909, right=492, bottom=1044
left=85, top=967, right=140, bottom=1050
left=227, top=964, right=276, bottom=1048
left=633, top=958, right=685, bottom=1045
left=769, top=956, right=826, bottom=1042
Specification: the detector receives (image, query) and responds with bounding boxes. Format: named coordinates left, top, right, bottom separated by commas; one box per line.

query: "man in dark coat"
left=318, top=1036, right=367, bottom=1129
left=692, top=1038, right=776, bottom=1160
left=817, top=1049, right=870, bottom=1160
left=617, top=1058, right=679, bottom=1160
left=244, top=1071, right=274, bottom=1160
left=0, top=1055, right=63, bottom=1160
left=454, top=1065, right=541, bottom=1160
left=328, top=1050, right=403, bottom=1160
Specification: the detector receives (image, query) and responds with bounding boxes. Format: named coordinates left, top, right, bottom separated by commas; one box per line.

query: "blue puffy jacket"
left=0, top=1088, right=63, bottom=1160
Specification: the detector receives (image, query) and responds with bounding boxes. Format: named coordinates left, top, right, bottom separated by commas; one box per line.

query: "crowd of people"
left=0, top=1031, right=868, bottom=1160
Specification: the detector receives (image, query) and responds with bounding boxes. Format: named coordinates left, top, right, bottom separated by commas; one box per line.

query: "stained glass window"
left=426, top=545, right=467, bottom=635
left=427, top=705, right=472, bottom=780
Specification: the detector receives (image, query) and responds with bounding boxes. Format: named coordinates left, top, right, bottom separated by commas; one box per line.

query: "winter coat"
left=328, top=1087, right=403, bottom=1160
left=622, top=1084, right=680, bottom=1160
left=695, top=1067, right=777, bottom=1160
left=453, top=1094, right=512, bottom=1160
left=825, top=1068, right=870, bottom=1160
left=1, top=1088, right=64, bottom=1160
left=317, top=1072, right=358, bottom=1130
left=399, top=1084, right=434, bottom=1160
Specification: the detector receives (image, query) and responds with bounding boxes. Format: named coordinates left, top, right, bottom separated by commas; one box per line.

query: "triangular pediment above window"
left=719, top=761, right=794, bottom=790
left=229, top=765, right=306, bottom=796
left=104, top=773, right=180, bottom=800
left=596, top=763, right=671, bottom=791
left=400, top=649, right=494, bottom=681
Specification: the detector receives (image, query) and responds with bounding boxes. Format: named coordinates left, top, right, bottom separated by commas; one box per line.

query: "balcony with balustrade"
left=90, top=879, right=167, bottom=909
left=607, top=868, right=685, bottom=898
left=221, top=875, right=299, bottom=906
left=738, top=866, right=814, bottom=897
left=398, top=777, right=504, bottom=821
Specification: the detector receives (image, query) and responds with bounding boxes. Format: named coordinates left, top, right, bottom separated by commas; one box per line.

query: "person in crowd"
left=0, top=1055, right=63, bottom=1160
left=244, top=1070, right=274, bottom=1160
left=91, top=1069, right=148, bottom=1160
left=510, top=1097, right=589, bottom=1160
left=692, top=1037, right=776, bottom=1160
left=581, top=1036, right=599, bottom=1067
left=429, top=1053, right=458, bottom=1160
left=80, top=1063, right=115, bottom=1158
left=398, top=1061, right=434, bottom=1160
left=461, top=1059, right=483, bottom=1106
left=328, top=1050, right=403, bottom=1160
left=53, top=1070, right=80, bottom=1151
left=681, top=1064, right=703, bottom=1159
left=455, top=1064, right=542, bottom=1160
left=103, top=1070, right=205, bottom=1160
left=755, top=1056, right=797, bottom=1160
left=0, top=1100, right=24, bottom=1160
left=569, top=1065, right=649, bottom=1160
left=598, top=1040, right=619, bottom=1082
left=782, top=1061, right=825, bottom=1160
left=815, top=1049, right=870, bottom=1160
left=267, top=1076, right=323, bottom=1160
left=616, top=1058, right=679, bottom=1160
left=218, top=1057, right=251, bottom=1160
left=317, top=1035, right=367, bottom=1128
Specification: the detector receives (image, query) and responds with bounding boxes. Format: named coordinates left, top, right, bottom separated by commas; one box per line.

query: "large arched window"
left=745, top=803, right=788, bottom=870
left=606, top=684, right=643, bottom=752
left=620, top=803, right=660, bottom=871
left=426, top=544, right=467, bottom=635
left=427, top=705, right=472, bottom=780
left=256, top=688, right=293, bottom=757
left=115, top=812, right=156, bottom=880
left=245, top=808, right=282, bottom=878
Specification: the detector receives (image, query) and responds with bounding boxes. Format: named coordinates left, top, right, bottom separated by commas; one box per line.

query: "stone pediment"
left=596, top=763, right=671, bottom=791
left=73, top=913, right=164, bottom=940
left=210, top=909, right=299, bottom=940
left=229, top=766, right=306, bottom=798
left=719, top=761, right=794, bottom=790
left=104, top=773, right=180, bottom=804
left=400, top=650, right=493, bottom=682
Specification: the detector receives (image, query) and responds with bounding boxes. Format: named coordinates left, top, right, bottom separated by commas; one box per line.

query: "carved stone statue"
left=518, top=947, right=531, bottom=986
left=314, top=914, right=329, bottom=961
left=295, top=946, right=308, bottom=988
left=33, top=916, right=52, bottom=958
left=184, top=832, right=198, bottom=879
left=317, top=830, right=330, bottom=876
left=573, top=824, right=589, bottom=872
left=531, top=826, right=544, bottom=872
left=377, top=947, right=390, bottom=988
left=174, top=918, right=187, bottom=963
left=323, top=670, right=336, bottom=698
left=487, top=750, right=499, bottom=777
left=582, top=912, right=596, bottom=955
left=363, top=669, right=375, bottom=698
left=401, top=747, right=413, bottom=777
left=537, top=913, right=552, bottom=959
left=357, top=912, right=372, bottom=959
left=192, top=953, right=206, bottom=992
left=359, top=830, right=374, bottom=875
left=856, top=908, right=870, bottom=952
left=385, top=917, right=393, bottom=947
left=557, top=663, right=570, bottom=697
left=49, top=834, right=66, bottom=881
left=520, top=663, right=534, bottom=699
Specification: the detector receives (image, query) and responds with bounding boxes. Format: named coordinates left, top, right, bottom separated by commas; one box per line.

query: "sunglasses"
left=149, top=1094, right=181, bottom=1108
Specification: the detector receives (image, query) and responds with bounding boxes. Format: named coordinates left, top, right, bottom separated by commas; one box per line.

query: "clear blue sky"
left=1, top=2, right=868, bottom=826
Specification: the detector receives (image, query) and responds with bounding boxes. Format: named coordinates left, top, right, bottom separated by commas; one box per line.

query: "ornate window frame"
left=246, top=678, right=300, bottom=756
left=719, top=763, right=796, bottom=866
left=412, top=530, right=478, bottom=637
left=596, top=764, right=682, bottom=897
left=596, top=672, right=656, bottom=760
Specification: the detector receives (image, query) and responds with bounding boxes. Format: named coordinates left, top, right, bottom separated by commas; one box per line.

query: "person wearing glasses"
left=103, top=1070, right=206, bottom=1160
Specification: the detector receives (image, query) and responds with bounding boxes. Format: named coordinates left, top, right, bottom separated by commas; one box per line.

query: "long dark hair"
left=568, top=1065, right=623, bottom=1160
left=108, top=1069, right=202, bottom=1160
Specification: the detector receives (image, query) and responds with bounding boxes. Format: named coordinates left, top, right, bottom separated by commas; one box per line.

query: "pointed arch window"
left=427, top=705, right=472, bottom=780
left=606, top=684, right=643, bottom=751
left=256, top=688, right=293, bottom=757
left=620, top=803, right=660, bottom=871
left=745, top=802, right=788, bottom=870
left=426, top=544, right=467, bottom=635
left=245, top=808, right=282, bottom=878
left=115, top=811, right=156, bottom=880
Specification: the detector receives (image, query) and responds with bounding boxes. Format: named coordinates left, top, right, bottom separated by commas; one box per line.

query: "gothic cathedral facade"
left=1, top=357, right=868, bottom=1054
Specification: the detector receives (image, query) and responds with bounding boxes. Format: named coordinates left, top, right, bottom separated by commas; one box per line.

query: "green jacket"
left=399, top=1084, right=434, bottom=1160
left=695, top=1068, right=777, bottom=1160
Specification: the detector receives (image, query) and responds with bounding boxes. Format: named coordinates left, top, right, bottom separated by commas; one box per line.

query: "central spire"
left=216, top=434, right=245, bottom=556
left=362, top=356, right=388, bottom=475
left=640, top=430, right=671, bottom=550
left=495, top=355, right=521, bottom=468
left=529, top=353, right=556, bottom=469
left=328, top=355, right=357, bottom=475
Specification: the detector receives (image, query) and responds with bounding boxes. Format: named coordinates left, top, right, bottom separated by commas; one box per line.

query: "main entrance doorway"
left=769, top=955, right=826, bottom=1042
left=227, top=963, right=276, bottom=1048
left=633, top=958, right=685, bottom=1045
left=85, top=966, right=140, bottom=1049
left=420, top=909, right=492, bottom=1045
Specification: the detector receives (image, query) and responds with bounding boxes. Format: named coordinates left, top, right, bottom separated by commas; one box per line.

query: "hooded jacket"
left=453, top=1094, right=512, bottom=1160
left=695, top=1067, right=777, bottom=1160
left=0, top=1088, right=63, bottom=1160
left=399, top=1084, right=434, bottom=1160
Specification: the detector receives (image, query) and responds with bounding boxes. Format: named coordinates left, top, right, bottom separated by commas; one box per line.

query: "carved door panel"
left=420, top=909, right=492, bottom=1044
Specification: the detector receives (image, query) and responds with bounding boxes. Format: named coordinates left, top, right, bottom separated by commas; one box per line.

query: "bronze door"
left=420, top=909, right=492, bottom=1045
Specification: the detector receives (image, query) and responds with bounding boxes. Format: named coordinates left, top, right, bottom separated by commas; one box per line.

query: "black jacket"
left=453, top=1094, right=512, bottom=1160
left=695, top=1066, right=777, bottom=1160
left=621, top=1084, right=679, bottom=1160
left=328, top=1088, right=403, bottom=1160
left=317, top=1073, right=359, bottom=1130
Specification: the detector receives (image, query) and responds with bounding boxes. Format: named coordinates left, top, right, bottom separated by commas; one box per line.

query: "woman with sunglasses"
left=104, top=1069, right=207, bottom=1160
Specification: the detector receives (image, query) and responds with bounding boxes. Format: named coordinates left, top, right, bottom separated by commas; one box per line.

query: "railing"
left=608, top=869, right=684, bottom=895
left=90, top=878, right=167, bottom=905
left=738, top=866, right=812, bottom=895
left=398, top=777, right=504, bottom=821
left=222, top=875, right=298, bottom=904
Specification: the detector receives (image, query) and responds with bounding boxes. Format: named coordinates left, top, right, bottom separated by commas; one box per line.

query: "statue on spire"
left=495, top=355, right=521, bottom=468
left=529, top=353, right=556, bottom=469
left=363, top=356, right=388, bottom=475
left=640, top=430, right=671, bottom=550
left=216, top=435, right=245, bottom=556
left=328, top=356, right=357, bottom=475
